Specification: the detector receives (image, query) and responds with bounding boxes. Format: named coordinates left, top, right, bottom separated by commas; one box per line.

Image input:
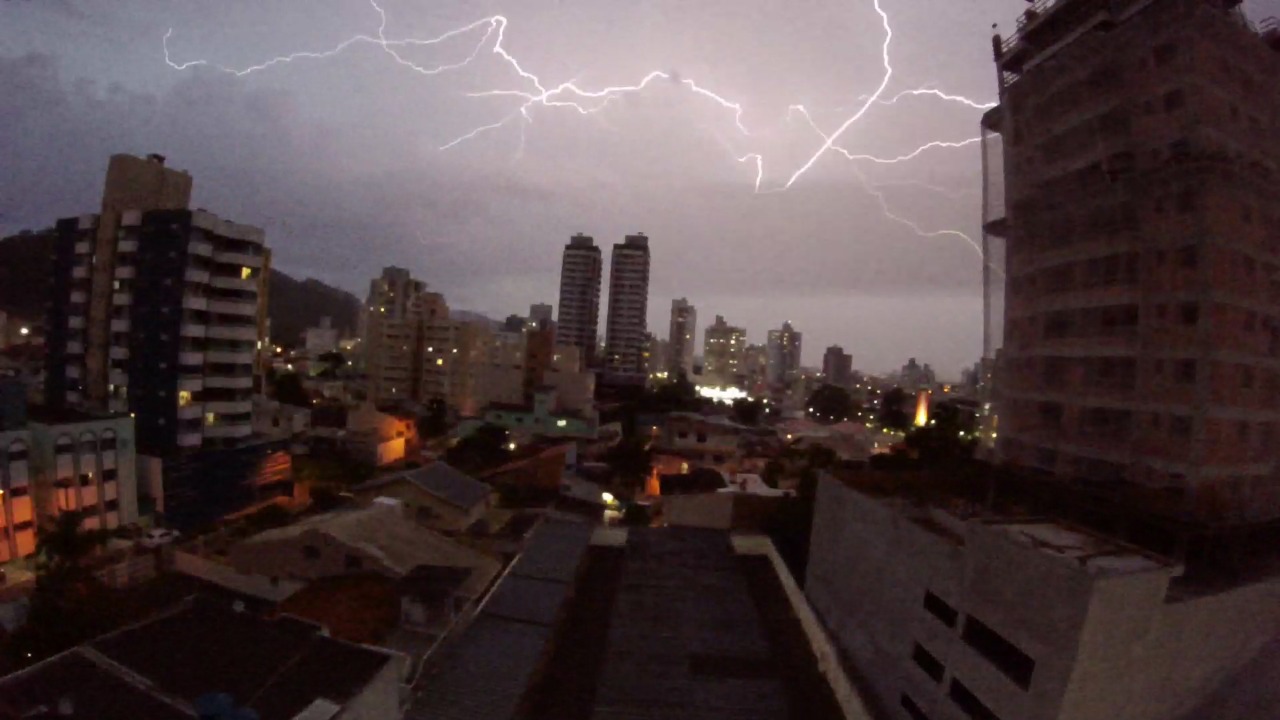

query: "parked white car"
left=139, top=528, right=181, bottom=548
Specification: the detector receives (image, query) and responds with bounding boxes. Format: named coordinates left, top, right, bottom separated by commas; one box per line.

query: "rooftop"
left=240, top=503, right=499, bottom=590
left=25, top=404, right=126, bottom=426
left=3, top=597, right=400, bottom=720
left=412, top=524, right=848, bottom=720
left=356, top=461, right=490, bottom=510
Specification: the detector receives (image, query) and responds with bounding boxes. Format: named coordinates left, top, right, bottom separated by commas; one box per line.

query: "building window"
left=178, top=390, right=192, bottom=407
left=104, top=499, right=119, bottom=512
left=923, top=591, right=958, bottom=628
left=1171, top=416, right=1193, bottom=439
left=949, top=679, right=1000, bottom=720
left=901, top=694, right=931, bottom=720
left=696, top=432, right=708, bottom=444
left=6, top=441, right=27, bottom=462
left=100, top=433, right=117, bottom=451
left=103, top=468, right=118, bottom=481
left=303, top=544, right=320, bottom=560
left=1174, top=360, right=1197, bottom=384
left=912, top=642, right=945, bottom=683
left=78, top=473, right=94, bottom=487
left=962, top=616, right=1035, bottom=689
left=344, top=554, right=363, bottom=571
left=1179, top=303, right=1199, bottom=326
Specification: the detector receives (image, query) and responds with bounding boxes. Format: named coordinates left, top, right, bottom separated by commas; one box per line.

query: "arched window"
left=6, top=440, right=28, bottom=463
left=55, top=435, right=74, bottom=455
left=79, top=431, right=98, bottom=454
left=100, top=430, right=118, bottom=451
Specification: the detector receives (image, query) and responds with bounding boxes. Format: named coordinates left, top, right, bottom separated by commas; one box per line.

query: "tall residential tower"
left=603, top=234, right=651, bottom=381
left=985, top=0, right=1280, bottom=521
left=667, top=298, right=697, bottom=379
left=556, top=234, right=602, bottom=370
left=703, top=315, right=746, bottom=386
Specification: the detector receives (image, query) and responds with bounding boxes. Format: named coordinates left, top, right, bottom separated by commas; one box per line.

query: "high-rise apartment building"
left=603, top=234, right=651, bottom=381
left=766, top=321, right=802, bottom=388
left=703, top=315, right=746, bottom=386
left=986, top=0, right=1280, bottom=521
left=362, top=267, right=428, bottom=404
left=667, top=298, right=697, bottom=379
left=822, top=345, right=853, bottom=388
left=46, top=157, right=270, bottom=456
left=556, top=234, right=602, bottom=370
left=529, top=303, right=554, bottom=327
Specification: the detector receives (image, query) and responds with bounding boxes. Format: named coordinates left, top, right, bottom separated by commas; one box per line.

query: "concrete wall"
left=338, top=653, right=409, bottom=720
left=1060, top=574, right=1280, bottom=720
left=664, top=493, right=734, bottom=530
left=806, top=477, right=1280, bottom=720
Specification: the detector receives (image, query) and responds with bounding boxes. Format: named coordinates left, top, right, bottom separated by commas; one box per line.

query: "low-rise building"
left=230, top=501, right=500, bottom=594
left=352, top=462, right=491, bottom=533
left=806, top=471, right=1280, bottom=720
left=0, top=596, right=407, bottom=720
left=472, top=387, right=599, bottom=440
left=251, top=396, right=311, bottom=439
left=25, top=406, right=139, bottom=533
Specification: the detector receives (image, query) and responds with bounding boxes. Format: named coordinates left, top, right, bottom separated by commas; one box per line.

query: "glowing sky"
left=3, top=0, right=1278, bottom=375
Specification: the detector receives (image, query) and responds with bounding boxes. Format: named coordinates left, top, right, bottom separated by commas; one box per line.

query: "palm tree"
left=36, top=511, right=109, bottom=580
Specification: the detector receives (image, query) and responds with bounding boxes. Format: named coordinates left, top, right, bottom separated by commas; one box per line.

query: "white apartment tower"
left=556, top=234, right=603, bottom=370
left=604, top=234, right=651, bottom=380
left=703, top=315, right=746, bottom=386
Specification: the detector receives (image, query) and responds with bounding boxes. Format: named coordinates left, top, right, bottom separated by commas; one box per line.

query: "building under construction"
left=982, top=0, right=1280, bottom=525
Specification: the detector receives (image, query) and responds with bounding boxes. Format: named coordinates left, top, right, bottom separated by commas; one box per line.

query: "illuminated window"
left=556, top=419, right=568, bottom=428
left=178, top=390, right=192, bottom=407
left=436, top=359, right=444, bottom=366
left=240, top=266, right=253, bottom=280
left=205, top=412, right=217, bottom=426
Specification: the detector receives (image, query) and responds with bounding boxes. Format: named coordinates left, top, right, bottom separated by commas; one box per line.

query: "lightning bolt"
left=162, top=0, right=999, bottom=255
left=790, top=105, right=986, bottom=261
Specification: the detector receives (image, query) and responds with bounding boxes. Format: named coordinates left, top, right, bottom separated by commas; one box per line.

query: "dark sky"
left=3, top=0, right=1278, bottom=375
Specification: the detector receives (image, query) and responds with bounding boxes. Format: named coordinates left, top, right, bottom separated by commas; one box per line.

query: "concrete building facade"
left=823, top=345, right=854, bottom=389
left=604, top=234, right=651, bottom=381
left=362, top=266, right=428, bottom=405
left=807, top=474, right=1280, bottom=720
left=703, top=315, right=747, bottom=387
left=985, top=0, right=1280, bottom=521
left=557, top=234, right=603, bottom=370
left=46, top=157, right=268, bottom=456
left=667, top=298, right=697, bottom=379
left=766, top=321, right=803, bottom=388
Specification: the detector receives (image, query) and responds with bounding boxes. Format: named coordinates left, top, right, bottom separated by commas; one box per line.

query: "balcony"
left=112, top=292, right=132, bottom=306
left=177, top=376, right=204, bottom=392
left=203, top=422, right=253, bottom=439
left=71, top=265, right=89, bottom=280
left=178, top=351, right=205, bottom=366
left=74, top=240, right=92, bottom=255
left=206, top=350, right=255, bottom=365
left=204, top=375, right=254, bottom=390
left=114, top=265, right=136, bottom=280
left=185, top=268, right=211, bottom=285
left=109, top=370, right=128, bottom=387
left=117, top=239, right=139, bottom=253
left=206, top=325, right=259, bottom=341
left=70, top=290, right=88, bottom=304
left=213, top=252, right=264, bottom=269
left=68, top=315, right=85, bottom=330
left=189, top=240, right=213, bottom=257
left=120, top=210, right=141, bottom=227
left=109, top=346, right=129, bottom=360
left=208, top=300, right=257, bottom=317
left=66, top=341, right=85, bottom=355
left=178, top=404, right=204, bottom=420
left=177, top=432, right=203, bottom=448
left=183, top=295, right=208, bottom=311
left=205, top=400, right=252, bottom=415
left=110, top=319, right=130, bottom=333
left=66, top=366, right=81, bottom=379
left=210, top=275, right=258, bottom=292
left=180, top=322, right=207, bottom=338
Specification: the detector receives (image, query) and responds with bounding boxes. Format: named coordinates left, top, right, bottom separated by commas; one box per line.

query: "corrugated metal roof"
left=358, top=461, right=490, bottom=510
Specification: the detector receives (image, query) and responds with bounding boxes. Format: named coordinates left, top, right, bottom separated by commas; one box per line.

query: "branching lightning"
left=163, top=0, right=998, bottom=258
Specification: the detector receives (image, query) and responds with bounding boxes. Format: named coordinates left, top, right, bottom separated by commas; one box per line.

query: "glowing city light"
left=697, top=386, right=749, bottom=405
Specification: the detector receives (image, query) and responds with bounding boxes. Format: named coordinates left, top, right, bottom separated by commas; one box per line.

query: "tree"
left=604, top=436, right=652, bottom=489
left=878, top=387, right=913, bottom=432
left=731, top=398, right=765, bottom=427
left=905, top=402, right=978, bottom=466
left=417, top=398, right=449, bottom=439
left=274, top=372, right=311, bottom=407
left=446, top=424, right=512, bottom=474
left=806, top=384, right=855, bottom=424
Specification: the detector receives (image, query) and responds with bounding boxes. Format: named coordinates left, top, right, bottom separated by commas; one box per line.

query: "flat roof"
left=90, top=598, right=394, bottom=720
left=994, top=521, right=1168, bottom=575
left=0, top=649, right=192, bottom=720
